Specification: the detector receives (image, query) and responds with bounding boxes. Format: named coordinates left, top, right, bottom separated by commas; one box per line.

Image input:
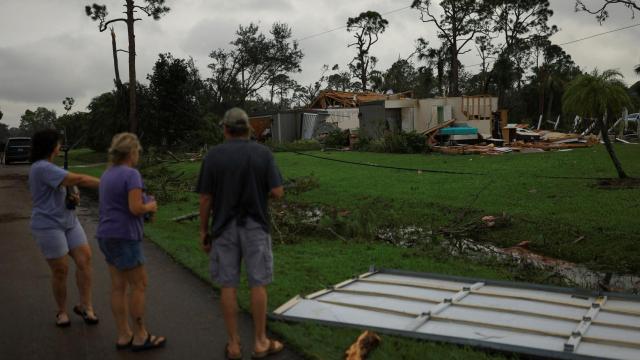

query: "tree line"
left=1, top=0, right=639, bottom=152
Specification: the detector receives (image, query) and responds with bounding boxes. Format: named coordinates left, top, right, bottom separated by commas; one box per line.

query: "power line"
left=296, top=6, right=412, bottom=42
left=291, top=151, right=607, bottom=180
left=462, top=22, right=640, bottom=68
left=557, top=22, right=640, bottom=46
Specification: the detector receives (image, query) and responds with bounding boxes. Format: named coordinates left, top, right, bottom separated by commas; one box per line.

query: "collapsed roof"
left=309, top=90, right=413, bottom=109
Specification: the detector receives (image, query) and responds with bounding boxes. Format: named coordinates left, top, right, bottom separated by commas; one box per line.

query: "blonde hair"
left=108, top=132, right=142, bottom=165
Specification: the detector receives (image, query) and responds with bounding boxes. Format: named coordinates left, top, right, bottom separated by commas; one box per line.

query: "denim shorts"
left=97, top=238, right=145, bottom=270
left=210, top=218, right=273, bottom=288
left=31, top=221, right=88, bottom=259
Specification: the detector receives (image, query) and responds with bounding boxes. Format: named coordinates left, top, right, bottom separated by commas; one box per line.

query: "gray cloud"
left=1, top=0, right=639, bottom=127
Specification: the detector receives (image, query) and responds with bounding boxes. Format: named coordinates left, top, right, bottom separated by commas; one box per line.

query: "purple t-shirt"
left=97, top=165, right=144, bottom=241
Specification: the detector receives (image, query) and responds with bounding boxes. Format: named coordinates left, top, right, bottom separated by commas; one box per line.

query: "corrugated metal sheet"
left=274, top=268, right=640, bottom=360
left=271, top=112, right=301, bottom=144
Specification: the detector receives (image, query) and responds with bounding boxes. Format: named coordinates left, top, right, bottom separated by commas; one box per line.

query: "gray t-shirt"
left=28, top=160, right=77, bottom=230
left=195, top=139, right=282, bottom=237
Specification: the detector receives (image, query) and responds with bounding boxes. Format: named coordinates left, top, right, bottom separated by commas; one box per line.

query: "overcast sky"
left=1, top=0, right=639, bottom=127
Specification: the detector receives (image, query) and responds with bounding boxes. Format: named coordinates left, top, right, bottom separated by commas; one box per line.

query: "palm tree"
left=635, top=64, right=640, bottom=76
left=563, top=69, right=632, bottom=179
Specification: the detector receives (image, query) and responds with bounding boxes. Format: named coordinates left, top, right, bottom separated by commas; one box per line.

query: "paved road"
left=0, top=164, right=300, bottom=360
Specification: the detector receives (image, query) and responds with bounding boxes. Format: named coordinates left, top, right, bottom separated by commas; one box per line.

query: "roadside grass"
left=66, top=145, right=640, bottom=359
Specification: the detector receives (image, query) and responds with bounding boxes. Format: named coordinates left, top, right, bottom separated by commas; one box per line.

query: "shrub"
left=323, top=129, right=350, bottom=148
left=356, top=131, right=427, bottom=154
left=267, top=139, right=322, bottom=152
left=404, top=131, right=428, bottom=153
left=367, top=138, right=387, bottom=153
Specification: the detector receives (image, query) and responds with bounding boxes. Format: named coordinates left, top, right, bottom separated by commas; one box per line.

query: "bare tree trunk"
left=111, top=28, right=122, bottom=87
left=126, top=0, right=137, bottom=134
left=598, top=117, right=628, bottom=179
left=449, top=47, right=459, bottom=96
left=546, top=91, right=554, bottom=126
left=361, top=55, right=367, bottom=92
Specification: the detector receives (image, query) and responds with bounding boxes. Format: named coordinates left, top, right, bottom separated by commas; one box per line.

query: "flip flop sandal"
left=55, top=312, right=70, bottom=328
left=251, top=339, right=284, bottom=359
left=131, top=333, right=166, bottom=352
left=73, top=305, right=99, bottom=325
left=116, top=336, right=134, bottom=350
left=225, top=343, right=242, bottom=360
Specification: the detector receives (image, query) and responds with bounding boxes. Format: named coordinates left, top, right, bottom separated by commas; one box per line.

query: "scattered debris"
left=481, top=215, right=497, bottom=227
left=616, top=137, right=637, bottom=144
left=572, top=236, right=585, bottom=245
left=596, top=178, right=640, bottom=189
left=344, top=331, right=381, bottom=360
left=172, top=212, right=199, bottom=222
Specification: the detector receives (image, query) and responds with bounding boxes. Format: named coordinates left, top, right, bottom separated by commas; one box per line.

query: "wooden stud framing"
left=565, top=297, right=607, bottom=353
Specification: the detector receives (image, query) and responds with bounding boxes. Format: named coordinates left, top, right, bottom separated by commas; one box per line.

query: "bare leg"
left=68, top=244, right=95, bottom=317
left=125, top=265, right=148, bottom=344
left=108, top=265, right=132, bottom=344
left=251, top=286, right=269, bottom=353
left=251, top=286, right=283, bottom=355
left=221, top=287, right=241, bottom=356
left=46, top=256, right=69, bottom=320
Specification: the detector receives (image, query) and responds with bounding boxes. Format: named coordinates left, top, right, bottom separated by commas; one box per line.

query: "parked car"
left=3, top=137, right=31, bottom=165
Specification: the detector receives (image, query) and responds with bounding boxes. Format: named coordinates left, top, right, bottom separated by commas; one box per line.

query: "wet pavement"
left=0, top=164, right=300, bottom=360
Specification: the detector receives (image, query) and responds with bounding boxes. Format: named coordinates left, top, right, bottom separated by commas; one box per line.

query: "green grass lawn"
left=272, top=147, right=640, bottom=273
left=66, top=145, right=640, bottom=359
left=142, top=145, right=640, bottom=273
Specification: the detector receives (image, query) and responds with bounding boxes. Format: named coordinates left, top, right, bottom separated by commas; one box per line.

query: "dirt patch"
left=595, top=177, right=640, bottom=189
left=0, top=213, right=30, bottom=223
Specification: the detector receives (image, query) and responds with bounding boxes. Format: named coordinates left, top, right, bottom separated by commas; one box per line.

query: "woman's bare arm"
left=61, top=172, right=100, bottom=189
left=128, top=188, right=157, bottom=216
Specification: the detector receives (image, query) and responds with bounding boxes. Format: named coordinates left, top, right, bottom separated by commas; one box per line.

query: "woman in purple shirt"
left=97, top=133, right=166, bottom=352
left=28, top=129, right=101, bottom=327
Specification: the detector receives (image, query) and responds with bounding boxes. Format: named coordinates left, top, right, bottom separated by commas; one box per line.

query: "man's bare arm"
left=199, top=193, right=212, bottom=252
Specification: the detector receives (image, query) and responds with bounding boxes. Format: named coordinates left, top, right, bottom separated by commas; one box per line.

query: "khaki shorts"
left=209, top=218, right=273, bottom=288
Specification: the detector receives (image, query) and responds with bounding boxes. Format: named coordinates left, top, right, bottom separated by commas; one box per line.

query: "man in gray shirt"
left=196, top=108, right=284, bottom=359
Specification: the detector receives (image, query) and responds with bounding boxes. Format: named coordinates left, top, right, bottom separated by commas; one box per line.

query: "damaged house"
left=358, top=95, right=499, bottom=141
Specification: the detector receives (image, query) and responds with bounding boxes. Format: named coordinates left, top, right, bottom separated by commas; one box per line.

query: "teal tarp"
left=439, top=127, right=478, bottom=135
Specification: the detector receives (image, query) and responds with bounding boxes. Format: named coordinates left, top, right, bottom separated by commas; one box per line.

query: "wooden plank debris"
left=344, top=331, right=381, bottom=360
left=171, top=212, right=199, bottom=222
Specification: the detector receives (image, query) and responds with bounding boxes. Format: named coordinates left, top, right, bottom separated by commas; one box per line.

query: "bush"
left=356, top=131, right=427, bottom=154
left=404, top=131, right=428, bottom=153
left=369, top=139, right=387, bottom=153
left=322, top=129, right=350, bottom=148
left=352, top=136, right=369, bottom=151
left=267, top=139, right=322, bottom=152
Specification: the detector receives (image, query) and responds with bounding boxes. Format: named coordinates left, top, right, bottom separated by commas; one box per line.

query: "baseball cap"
left=221, top=107, right=250, bottom=129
